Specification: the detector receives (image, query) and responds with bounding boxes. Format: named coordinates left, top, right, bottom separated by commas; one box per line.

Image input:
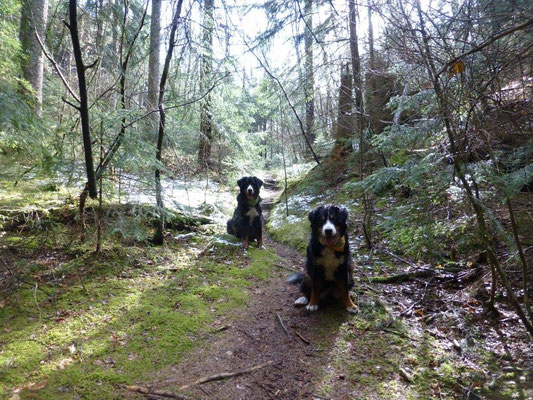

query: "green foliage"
left=0, top=0, right=47, bottom=158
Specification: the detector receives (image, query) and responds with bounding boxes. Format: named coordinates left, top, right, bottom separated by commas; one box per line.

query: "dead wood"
left=121, top=384, right=196, bottom=400
left=178, top=360, right=276, bottom=391
left=370, top=269, right=435, bottom=284
left=276, top=312, right=290, bottom=336
left=399, top=367, right=413, bottom=383
left=296, top=331, right=311, bottom=345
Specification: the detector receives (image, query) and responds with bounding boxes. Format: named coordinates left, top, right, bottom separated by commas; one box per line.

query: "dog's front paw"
left=346, top=306, right=359, bottom=314
left=294, top=296, right=309, bottom=306
left=306, top=304, right=319, bottom=312
left=257, top=243, right=265, bottom=249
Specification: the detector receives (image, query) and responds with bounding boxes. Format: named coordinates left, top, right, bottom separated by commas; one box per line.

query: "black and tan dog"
left=289, top=205, right=357, bottom=313
left=226, top=176, right=264, bottom=250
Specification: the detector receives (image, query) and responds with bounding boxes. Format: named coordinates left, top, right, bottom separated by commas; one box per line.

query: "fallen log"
left=370, top=269, right=435, bottom=284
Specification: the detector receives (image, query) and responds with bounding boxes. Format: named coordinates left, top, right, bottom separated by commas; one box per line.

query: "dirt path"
left=142, top=180, right=350, bottom=399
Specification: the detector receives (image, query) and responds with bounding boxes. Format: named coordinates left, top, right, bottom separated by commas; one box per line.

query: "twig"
left=399, top=366, right=413, bottom=383
left=33, top=282, right=42, bottom=323
left=399, top=276, right=434, bottom=317
left=35, top=32, right=80, bottom=103
left=437, top=17, right=533, bottom=77
left=274, top=264, right=298, bottom=272
left=377, top=246, right=418, bottom=269
left=178, top=360, right=276, bottom=391
left=276, top=312, right=289, bottom=336
left=235, top=327, right=258, bottom=341
left=371, top=269, right=435, bottom=284
left=120, top=385, right=196, bottom=400
left=295, top=331, right=310, bottom=345
left=212, top=324, right=230, bottom=333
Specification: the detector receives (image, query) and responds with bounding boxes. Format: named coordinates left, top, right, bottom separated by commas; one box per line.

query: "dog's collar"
left=326, top=236, right=346, bottom=252
left=247, top=197, right=259, bottom=206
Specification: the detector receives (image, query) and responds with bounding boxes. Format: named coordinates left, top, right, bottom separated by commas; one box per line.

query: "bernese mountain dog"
left=226, top=176, right=264, bottom=250
left=289, top=205, right=358, bottom=313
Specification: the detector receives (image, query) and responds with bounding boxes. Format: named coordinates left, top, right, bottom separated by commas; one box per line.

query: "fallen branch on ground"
left=399, top=276, right=434, bottom=317
left=296, top=331, right=310, bottom=345
left=121, top=384, right=196, bottom=400
left=276, top=312, right=290, bottom=336
left=376, top=247, right=419, bottom=269
left=370, top=269, right=435, bottom=284
left=399, top=367, right=413, bottom=383
left=274, top=264, right=299, bottom=272
left=178, top=360, right=276, bottom=391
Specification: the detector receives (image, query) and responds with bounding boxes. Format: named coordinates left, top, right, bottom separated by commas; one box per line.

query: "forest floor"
left=121, top=179, right=533, bottom=400
left=1, top=171, right=532, bottom=400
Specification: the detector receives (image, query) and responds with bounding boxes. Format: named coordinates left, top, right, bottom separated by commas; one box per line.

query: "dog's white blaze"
left=322, top=218, right=336, bottom=237
left=316, top=248, right=344, bottom=280
left=246, top=184, right=254, bottom=195
left=246, top=207, right=259, bottom=225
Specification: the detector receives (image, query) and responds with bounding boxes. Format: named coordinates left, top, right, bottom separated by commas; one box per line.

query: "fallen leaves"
left=9, top=379, right=48, bottom=399
left=57, top=357, right=74, bottom=369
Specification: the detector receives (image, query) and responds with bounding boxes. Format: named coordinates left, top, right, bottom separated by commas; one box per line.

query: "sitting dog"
left=288, top=205, right=357, bottom=313
left=227, top=176, right=264, bottom=249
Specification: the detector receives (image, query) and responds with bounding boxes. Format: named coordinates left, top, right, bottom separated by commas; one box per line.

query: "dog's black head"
left=237, top=176, right=263, bottom=201
left=308, top=205, right=348, bottom=247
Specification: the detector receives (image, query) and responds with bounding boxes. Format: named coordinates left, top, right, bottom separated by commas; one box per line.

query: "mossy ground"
left=0, top=173, right=278, bottom=399
left=313, top=294, right=478, bottom=400
left=267, top=161, right=531, bottom=400
left=0, top=233, right=277, bottom=399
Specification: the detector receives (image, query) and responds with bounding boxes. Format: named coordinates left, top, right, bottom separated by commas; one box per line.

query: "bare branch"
left=35, top=32, right=80, bottom=103
left=438, top=17, right=533, bottom=77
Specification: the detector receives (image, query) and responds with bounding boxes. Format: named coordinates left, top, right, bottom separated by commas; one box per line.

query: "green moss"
left=0, top=232, right=277, bottom=398
left=266, top=202, right=310, bottom=252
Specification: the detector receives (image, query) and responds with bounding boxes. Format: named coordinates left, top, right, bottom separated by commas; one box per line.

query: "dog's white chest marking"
left=246, top=207, right=259, bottom=225
left=316, top=248, right=344, bottom=280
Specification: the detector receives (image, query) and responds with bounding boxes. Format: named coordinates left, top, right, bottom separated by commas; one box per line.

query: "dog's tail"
left=286, top=271, right=305, bottom=284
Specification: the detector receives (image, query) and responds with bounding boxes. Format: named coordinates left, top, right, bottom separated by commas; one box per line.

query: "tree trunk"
left=348, top=0, right=364, bottom=161
left=19, top=0, right=49, bottom=115
left=147, top=0, right=161, bottom=116
left=332, top=63, right=352, bottom=157
left=67, top=0, right=97, bottom=199
left=304, top=0, right=315, bottom=147
left=198, top=0, right=214, bottom=169
left=153, top=0, right=184, bottom=245
left=412, top=0, right=533, bottom=336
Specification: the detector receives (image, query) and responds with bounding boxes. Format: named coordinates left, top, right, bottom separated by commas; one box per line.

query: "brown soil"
left=147, top=236, right=349, bottom=400
left=126, top=181, right=533, bottom=400
left=137, top=183, right=352, bottom=400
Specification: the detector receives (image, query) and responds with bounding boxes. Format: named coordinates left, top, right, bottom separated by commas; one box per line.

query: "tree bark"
left=67, top=0, right=97, bottom=199
left=348, top=0, right=364, bottom=158
left=19, top=0, right=49, bottom=115
left=304, top=0, right=315, bottom=147
left=147, top=0, right=161, bottom=117
left=332, top=63, right=352, bottom=157
left=153, top=0, right=184, bottom=245
left=412, top=0, right=533, bottom=336
left=198, top=0, right=214, bottom=169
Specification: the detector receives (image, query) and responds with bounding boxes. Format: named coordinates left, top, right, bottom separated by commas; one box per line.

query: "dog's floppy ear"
left=339, top=207, right=349, bottom=222
left=237, top=177, right=245, bottom=188
left=309, top=206, right=322, bottom=223
left=308, top=209, right=316, bottom=223
left=254, top=177, right=263, bottom=188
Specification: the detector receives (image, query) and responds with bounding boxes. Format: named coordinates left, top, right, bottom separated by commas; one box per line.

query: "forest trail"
left=137, top=178, right=351, bottom=399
